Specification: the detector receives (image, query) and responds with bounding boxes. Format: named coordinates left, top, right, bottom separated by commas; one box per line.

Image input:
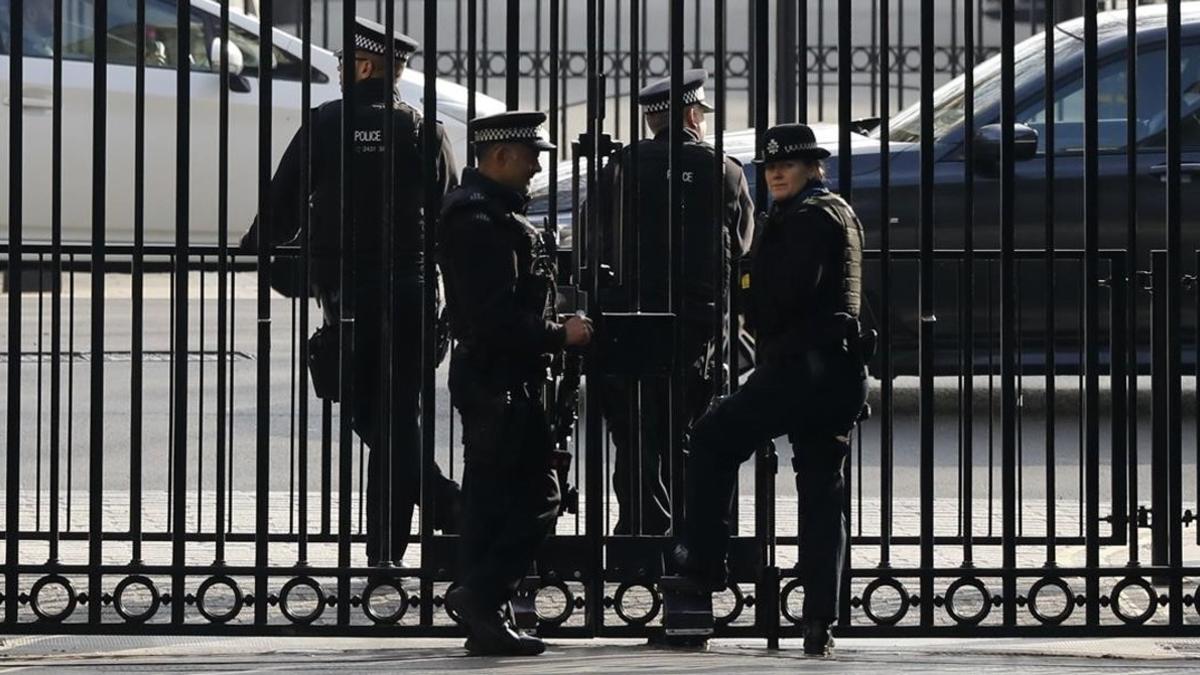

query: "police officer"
left=597, top=69, right=754, bottom=535
left=240, top=17, right=461, bottom=568
left=671, top=124, right=869, bottom=657
left=440, top=111, right=593, bottom=656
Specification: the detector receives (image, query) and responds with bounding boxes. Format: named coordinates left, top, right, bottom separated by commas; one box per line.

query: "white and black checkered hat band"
left=642, top=85, right=706, bottom=113
left=352, top=33, right=412, bottom=60
left=473, top=125, right=548, bottom=144
left=769, top=142, right=820, bottom=155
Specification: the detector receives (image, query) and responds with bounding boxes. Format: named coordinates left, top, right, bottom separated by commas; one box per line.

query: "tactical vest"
left=806, top=191, right=864, bottom=321
left=441, top=185, right=557, bottom=380
left=309, top=91, right=427, bottom=286
left=610, top=137, right=731, bottom=321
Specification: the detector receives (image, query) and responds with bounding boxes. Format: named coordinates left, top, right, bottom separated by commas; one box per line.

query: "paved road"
left=1, top=635, right=1199, bottom=674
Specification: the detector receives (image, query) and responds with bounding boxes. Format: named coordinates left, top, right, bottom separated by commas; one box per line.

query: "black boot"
left=447, top=586, right=545, bottom=657
left=802, top=619, right=835, bottom=656
left=434, top=480, right=463, bottom=535
left=667, top=542, right=728, bottom=592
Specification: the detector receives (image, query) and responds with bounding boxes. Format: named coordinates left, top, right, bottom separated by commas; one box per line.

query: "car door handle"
left=1149, top=163, right=1200, bottom=183
left=3, top=88, right=53, bottom=109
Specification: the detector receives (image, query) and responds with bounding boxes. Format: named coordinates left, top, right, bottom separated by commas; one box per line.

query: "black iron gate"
left=1, top=0, right=1197, bottom=638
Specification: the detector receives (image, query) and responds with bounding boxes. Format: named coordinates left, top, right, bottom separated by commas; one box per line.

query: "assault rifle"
left=541, top=217, right=582, bottom=516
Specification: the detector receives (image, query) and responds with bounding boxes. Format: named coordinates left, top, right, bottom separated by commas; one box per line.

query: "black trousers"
left=351, top=281, right=458, bottom=565
left=682, top=347, right=867, bottom=621
left=451, top=364, right=561, bottom=610
left=600, top=360, right=710, bottom=535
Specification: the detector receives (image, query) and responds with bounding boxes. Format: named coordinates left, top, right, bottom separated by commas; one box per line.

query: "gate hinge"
left=1104, top=505, right=1153, bottom=527
left=1182, top=509, right=1196, bottom=528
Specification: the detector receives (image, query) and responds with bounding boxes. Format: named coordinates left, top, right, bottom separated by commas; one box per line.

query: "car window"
left=0, top=0, right=211, bottom=70
left=1139, top=41, right=1200, bottom=150
left=1019, top=41, right=1200, bottom=153
left=223, top=20, right=328, bottom=83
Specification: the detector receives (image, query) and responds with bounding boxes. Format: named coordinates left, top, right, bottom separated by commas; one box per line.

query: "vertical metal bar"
left=878, top=0, right=893, bottom=571
left=171, top=0, right=192, bottom=626
left=4, top=0, right=24, bottom=624
left=816, top=0, right=825, bottom=119
left=297, top=0, right=313, bottom=569
left=1042, top=0, right=1056, bottom=568
left=379, top=0, right=398, bottom=573
left=897, top=0, right=905, bottom=111
left=1164, top=0, right=1184, bottom=626
left=468, top=0, right=478, bottom=167
left=668, top=0, right=685, bottom=539
left=130, top=0, right=147, bottom=567
left=48, top=0, right=63, bottom=568
left=1124, top=0, right=1140, bottom=568
left=535, top=0, right=544, bottom=110
left=506, top=0, right=520, bottom=107
left=337, top=0, right=357, bottom=626
left=798, top=0, right=808, bottom=122
left=254, top=0, right=275, bottom=628
left=999, top=0, right=1018, bottom=629
left=1082, top=0, right=1100, bottom=628
left=584, top=0, right=606, bottom=634
left=918, top=0, right=936, bottom=629
left=88, top=0, right=109, bottom=625
left=483, top=0, right=491, bottom=94
left=776, top=0, right=796, bottom=123
left=215, top=0, right=231, bottom=569
left=837, top=0, right=854, bottom=630
left=421, top=0, right=442, bottom=628
left=550, top=0, right=560, bottom=242
left=960, top=0, right=976, bottom=569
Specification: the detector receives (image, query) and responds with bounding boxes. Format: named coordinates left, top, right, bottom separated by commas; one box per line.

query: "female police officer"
left=671, top=123, right=869, bottom=657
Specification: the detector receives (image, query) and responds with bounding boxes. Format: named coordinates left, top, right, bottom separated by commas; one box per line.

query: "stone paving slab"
left=1, top=635, right=1199, bottom=674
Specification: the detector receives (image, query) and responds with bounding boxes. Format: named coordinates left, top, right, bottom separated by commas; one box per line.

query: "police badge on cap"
left=757, top=123, right=832, bottom=163
left=334, top=17, right=420, bottom=64
left=470, top=111, right=556, bottom=151
left=637, top=69, right=716, bottom=114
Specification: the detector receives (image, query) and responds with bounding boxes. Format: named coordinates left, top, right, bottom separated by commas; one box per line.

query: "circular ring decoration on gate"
left=613, top=582, right=662, bottom=626
left=113, top=575, right=160, bottom=623
left=1026, top=576, right=1074, bottom=625
left=714, top=584, right=745, bottom=627
left=29, top=574, right=77, bottom=622
left=533, top=580, right=575, bottom=627
left=861, top=577, right=910, bottom=626
left=279, top=576, right=326, bottom=625
left=943, top=576, right=991, bottom=626
left=780, top=578, right=805, bottom=625
left=196, top=575, right=244, bottom=624
left=362, top=578, right=409, bottom=625
left=1110, top=576, right=1157, bottom=625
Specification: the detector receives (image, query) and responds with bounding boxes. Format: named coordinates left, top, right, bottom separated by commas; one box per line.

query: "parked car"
left=0, top=0, right=506, bottom=247
left=530, top=3, right=1200, bottom=373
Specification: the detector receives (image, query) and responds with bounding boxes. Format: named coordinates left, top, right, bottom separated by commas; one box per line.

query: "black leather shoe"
left=448, top=586, right=544, bottom=657
left=802, top=619, right=835, bottom=656
left=465, top=632, right=546, bottom=657
left=668, top=542, right=728, bottom=592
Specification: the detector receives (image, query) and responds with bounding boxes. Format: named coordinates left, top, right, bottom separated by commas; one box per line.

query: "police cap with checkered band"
left=470, top=111, right=556, bottom=151
left=756, top=123, right=832, bottom=163
left=637, top=68, right=716, bottom=114
left=334, top=17, right=419, bottom=64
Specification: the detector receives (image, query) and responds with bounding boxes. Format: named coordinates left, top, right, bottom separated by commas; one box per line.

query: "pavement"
left=1, top=634, right=1199, bottom=673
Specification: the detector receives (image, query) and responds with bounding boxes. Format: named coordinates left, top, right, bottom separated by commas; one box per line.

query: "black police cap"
left=637, top=68, right=715, bottom=114
left=470, top=111, right=556, bottom=151
left=757, top=123, right=832, bottom=163
left=334, top=17, right=419, bottom=63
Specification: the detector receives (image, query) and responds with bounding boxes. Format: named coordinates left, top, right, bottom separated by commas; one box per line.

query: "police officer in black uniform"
left=671, top=124, right=869, bottom=656
left=440, top=111, right=594, bottom=656
left=240, top=17, right=461, bottom=567
left=597, top=69, right=754, bottom=535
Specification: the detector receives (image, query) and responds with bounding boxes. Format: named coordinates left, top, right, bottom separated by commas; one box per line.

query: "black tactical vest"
left=610, top=136, right=731, bottom=321
left=807, top=192, right=864, bottom=321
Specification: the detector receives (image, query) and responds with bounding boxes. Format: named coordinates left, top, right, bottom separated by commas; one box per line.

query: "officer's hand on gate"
left=564, top=315, right=594, bottom=347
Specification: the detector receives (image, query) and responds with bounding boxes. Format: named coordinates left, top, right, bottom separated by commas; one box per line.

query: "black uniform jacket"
left=439, top=168, right=566, bottom=386
left=748, top=184, right=864, bottom=362
left=239, top=77, right=458, bottom=302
